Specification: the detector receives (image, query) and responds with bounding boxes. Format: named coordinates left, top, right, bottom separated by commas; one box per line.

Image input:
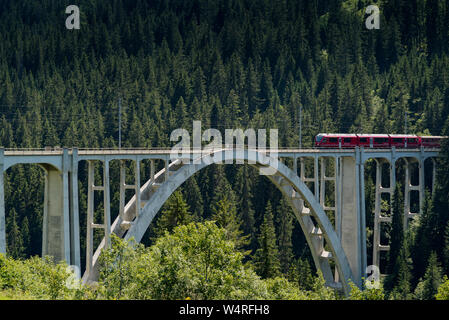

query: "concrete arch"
left=85, top=150, right=354, bottom=295
left=3, top=157, right=63, bottom=172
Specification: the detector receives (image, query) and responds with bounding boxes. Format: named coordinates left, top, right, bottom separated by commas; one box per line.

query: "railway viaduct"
left=0, top=146, right=441, bottom=295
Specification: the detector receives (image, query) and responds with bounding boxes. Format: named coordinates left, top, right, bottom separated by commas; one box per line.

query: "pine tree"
left=246, top=59, right=264, bottom=115
left=372, top=102, right=391, bottom=134
left=275, top=197, right=294, bottom=275
left=6, top=208, right=24, bottom=259
left=211, top=195, right=250, bottom=253
left=412, top=191, right=439, bottom=283
left=21, top=216, right=31, bottom=257
left=174, top=96, right=187, bottom=128
left=444, top=222, right=449, bottom=275
left=388, top=244, right=413, bottom=300
left=253, top=201, right=281, bottom=279
left=296, top=257, right=315, bottom=291
left=154, top=190, right=193, bottom=238
left=427, top=116, right=449, bottom=262
left=182, top=176, right=204, bottom=221
left=426, top=0, right=446, bottom=55
left=414, top=251, right=443, bottom=300
left=207, top=165, right=237, bottom=221
left=234, top=166, right=256, bottom=247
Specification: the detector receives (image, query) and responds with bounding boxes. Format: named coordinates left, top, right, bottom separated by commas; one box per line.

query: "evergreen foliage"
left=154, top=190, right=193, bottom=239
left=211, top=195, right=250, bottom=252
left=414, top=251, right=443, bottom=300
left=0, top=0, right=448, bottom=300
left=254, top=201, right=281, bottom=279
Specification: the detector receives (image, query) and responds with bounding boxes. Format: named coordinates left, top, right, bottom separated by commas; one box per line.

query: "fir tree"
left=182, top=176, right=204, bottom=221
left=154, top=191, right=193, bottom=238
left=21, top=216, right=31, bottom=256
left=412, top=190, right=438, bottom=282
left=388, top=244, right=413, bottom=300
left=6, top=208, right=24, bottom=259
left=414, top=251, right=443, bottom=300
left=210, top=195, right=250, bottom=253
left=234, top=166, right=256, bottom=248
left=275, top=197, right=294, bottom=275
left=296, top=257, right=315, bottom=291
left=253, top=201, right=281, bottom=279
left=444, top=222, right=449, bottom=275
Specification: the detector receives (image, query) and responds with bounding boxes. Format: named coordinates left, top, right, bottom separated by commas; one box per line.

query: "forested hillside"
left=0, top=0, right=449, bottom=299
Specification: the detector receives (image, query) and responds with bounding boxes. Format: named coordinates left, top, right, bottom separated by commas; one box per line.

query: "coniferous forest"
left=1, top=0, right=449, bottom=301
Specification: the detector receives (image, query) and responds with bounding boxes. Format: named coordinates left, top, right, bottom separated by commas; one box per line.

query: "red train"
left=314, top=134, right=446, bottom=149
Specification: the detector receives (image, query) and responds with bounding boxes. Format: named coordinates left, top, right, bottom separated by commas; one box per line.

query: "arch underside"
left=84, top=150, right=354, bottom=295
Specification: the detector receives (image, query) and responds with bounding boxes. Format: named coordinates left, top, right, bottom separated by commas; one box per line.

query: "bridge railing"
left=0, top=146, right=443, bottom=155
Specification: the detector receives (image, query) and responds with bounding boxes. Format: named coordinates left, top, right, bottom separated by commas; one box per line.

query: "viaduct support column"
left=358, top=149, right=367, bottom=280
left=85, top=159, right=111, bottom=279
left=70, top=149, right=80, bottom=270
left=372, top=159, right=381, bottom=269
left=404, top=159, right=411, bottom=229
left=418, top=156, right=425, bottom=215
left=42, top=149, right=71, bottom=264
left=339, top=151, right=364, bottom=287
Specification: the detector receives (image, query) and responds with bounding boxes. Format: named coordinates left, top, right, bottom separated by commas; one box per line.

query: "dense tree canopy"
left=0, top=0, right=448, bottom=299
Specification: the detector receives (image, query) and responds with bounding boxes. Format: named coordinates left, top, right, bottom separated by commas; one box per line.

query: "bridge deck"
left=2, top=147, right=442, bottom=156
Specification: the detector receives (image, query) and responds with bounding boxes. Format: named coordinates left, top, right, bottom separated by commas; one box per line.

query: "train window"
left=316, top=135, right=323, bottom=142
left=359, top=138, right=368, bottom=143
left=374, top=138, right=387, bottom=143
left=392, top=138, right=403, bottom=143
left=408, top=138, right=417, bottom=143
left=329, top=138, right=338, bottom=143
left=343, top=138, right=351, bottom=143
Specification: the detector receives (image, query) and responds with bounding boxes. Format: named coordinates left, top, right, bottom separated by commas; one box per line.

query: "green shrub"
left=0, top=253, right=90, bottom=300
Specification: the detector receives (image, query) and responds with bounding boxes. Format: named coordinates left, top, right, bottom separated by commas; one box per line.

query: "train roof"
left=317, top=133, right=357, bottom=137
left=420, top=136, right=447, bottom=139
left=388, top=134, right=419, bottom=138
left=316, top=134, right=447, bottom=138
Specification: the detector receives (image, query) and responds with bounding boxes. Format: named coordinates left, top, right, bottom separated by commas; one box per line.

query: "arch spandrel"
left=86, top=150, right=354, bottom=295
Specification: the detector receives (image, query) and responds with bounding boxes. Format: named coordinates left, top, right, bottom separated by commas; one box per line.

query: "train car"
left=356, top=134, right=391, bottom=148
left=389, top=134, right=420, bottom=148
left=340, top=134, right=359, bottom=148
left=357, top=134, right=371, bottom=148
left=370, top=134, right=390, bottom=148
left=420, top=136, right=445, bottom=148
left=315, top=133, right=446, bottom=149
left=315, top=133, right=338, bottom=148
left=315, top=133, right=358, bottom=148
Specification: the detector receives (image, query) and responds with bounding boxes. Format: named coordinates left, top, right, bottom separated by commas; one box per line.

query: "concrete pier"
left=41, top=164, right=71, bottom=263
left=340, top=156, right=363, bottom=286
